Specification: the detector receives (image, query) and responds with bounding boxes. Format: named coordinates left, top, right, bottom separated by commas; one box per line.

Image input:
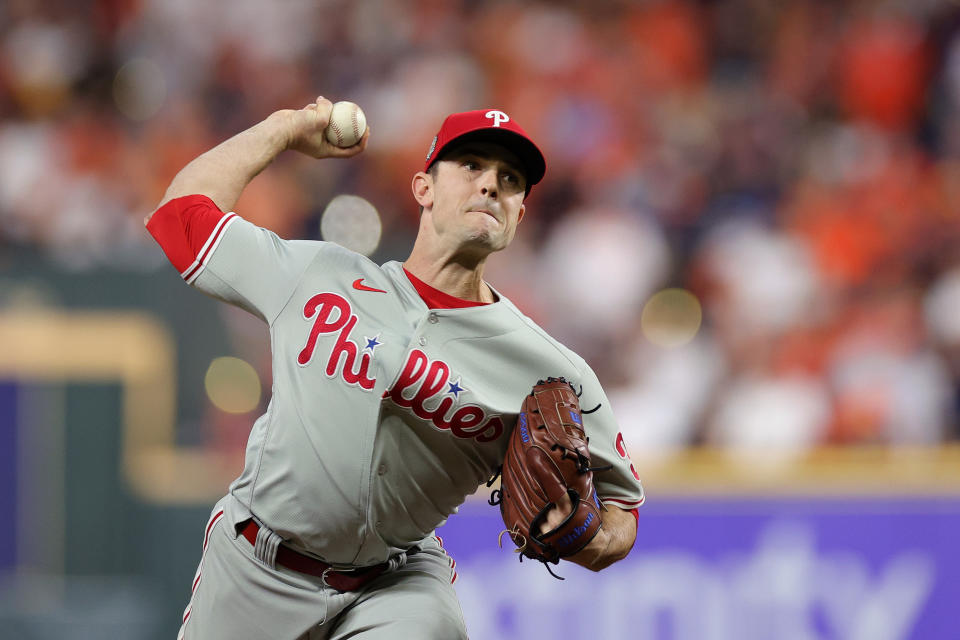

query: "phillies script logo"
left=384, top=349, right=504, bottom=443
left=296, top=292, right=504, bottom=443
left=297, top=292, right=376, bottom=390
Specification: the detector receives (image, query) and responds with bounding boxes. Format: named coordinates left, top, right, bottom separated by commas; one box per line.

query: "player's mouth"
left=466, top=205, right=500, bottom=223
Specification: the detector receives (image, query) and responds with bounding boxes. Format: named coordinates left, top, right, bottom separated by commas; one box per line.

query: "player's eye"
left=463, top=160, right=479, bottom=171
left=501, top=171, right=525, bottom=191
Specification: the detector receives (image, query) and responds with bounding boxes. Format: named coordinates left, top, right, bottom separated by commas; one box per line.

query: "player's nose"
left=478, top=168, right=499, bottom=199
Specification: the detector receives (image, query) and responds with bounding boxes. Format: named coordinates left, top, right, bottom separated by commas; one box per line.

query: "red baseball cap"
left=424, top=109, right=546, bottom=189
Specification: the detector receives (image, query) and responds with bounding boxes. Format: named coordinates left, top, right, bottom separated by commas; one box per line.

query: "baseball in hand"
left=324, top=101, right=367, bottom=148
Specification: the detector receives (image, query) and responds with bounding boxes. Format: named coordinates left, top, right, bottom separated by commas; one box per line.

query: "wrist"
left=263, top=110, right=298, bottom=153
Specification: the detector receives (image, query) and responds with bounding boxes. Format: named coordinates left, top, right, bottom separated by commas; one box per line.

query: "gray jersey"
left=186, top=212, right=644, bottom=567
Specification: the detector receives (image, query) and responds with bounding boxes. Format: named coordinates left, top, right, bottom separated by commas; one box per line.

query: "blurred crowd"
left=4, top=0, right=960, bottom=458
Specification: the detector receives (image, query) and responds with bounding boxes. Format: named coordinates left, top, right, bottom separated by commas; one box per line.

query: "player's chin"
left=469, top=217, right=509, bottom=241
left=461, top=231, right=508, bottom=254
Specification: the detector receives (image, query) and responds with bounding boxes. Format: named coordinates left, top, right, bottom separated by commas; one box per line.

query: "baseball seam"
left=352, top=109, right=360, bottom=142
left=330, top=120, right=344, bottom=146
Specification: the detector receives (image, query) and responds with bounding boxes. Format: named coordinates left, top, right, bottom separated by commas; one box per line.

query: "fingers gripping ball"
left=324, top=101, right=367, bottom=148
left=493, top=377, right=609, bottom=576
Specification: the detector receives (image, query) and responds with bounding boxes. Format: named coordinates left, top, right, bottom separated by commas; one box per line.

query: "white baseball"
left=324, top=101, right=367, bottom=148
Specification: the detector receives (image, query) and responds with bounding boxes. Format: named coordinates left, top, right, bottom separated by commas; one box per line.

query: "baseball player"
left=145, top=97, right=644, bottom=639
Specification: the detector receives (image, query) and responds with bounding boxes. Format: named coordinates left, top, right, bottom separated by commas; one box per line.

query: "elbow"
left=147, top=191, right=180, bottom=227
left=145, top=198, right=168, bottom=227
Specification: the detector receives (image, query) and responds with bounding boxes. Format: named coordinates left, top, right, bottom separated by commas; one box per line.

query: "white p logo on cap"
left=485, top=110, right=510, bottom=127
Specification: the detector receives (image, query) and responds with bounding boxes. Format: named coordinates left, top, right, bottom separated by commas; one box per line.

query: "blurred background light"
left=3, top=19, right=90, bottom=117
left=112, top=58, right=167, bottom=122
left=203, top=357, right=260, bottom=414
left=320, top=194, right=382, bottom=256
left=641, top=287, right=702, bottom=348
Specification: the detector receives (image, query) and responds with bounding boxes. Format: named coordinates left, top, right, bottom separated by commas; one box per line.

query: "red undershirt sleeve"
left=147, top=194, right=237, bottom=282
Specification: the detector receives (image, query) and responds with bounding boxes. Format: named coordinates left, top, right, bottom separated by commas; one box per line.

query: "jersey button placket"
left=418, top=336, right=426, bottom=346
left=428, top=312, right=439, bottom=324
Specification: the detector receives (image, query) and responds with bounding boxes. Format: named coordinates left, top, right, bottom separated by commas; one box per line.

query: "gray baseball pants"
left=178, top=497, right=469, bottom=639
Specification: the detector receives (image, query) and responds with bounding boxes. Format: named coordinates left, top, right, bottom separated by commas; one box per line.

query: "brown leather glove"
left=491, top=377, right=608, bottom=576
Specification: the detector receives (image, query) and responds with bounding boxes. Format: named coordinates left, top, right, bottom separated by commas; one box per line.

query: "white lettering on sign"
left=485, top=110, right=510, bottom=127
left=455, top=520, right=936, bottom=640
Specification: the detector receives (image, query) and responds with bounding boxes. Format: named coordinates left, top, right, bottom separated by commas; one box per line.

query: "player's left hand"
left=496, top=377, right=608, bottom=575
left=539, top=492, right=573, bottom=534
left=539, top=493, right=613, bottom=565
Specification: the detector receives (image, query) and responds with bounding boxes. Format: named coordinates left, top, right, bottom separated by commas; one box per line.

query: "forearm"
left=565, top=505, right=637, bottom=572
left=145, top=97, right=367, bottom=226
left=152, top=111, right=292, bottom=217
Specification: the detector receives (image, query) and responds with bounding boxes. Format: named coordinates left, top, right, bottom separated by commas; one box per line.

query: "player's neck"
left=403, top=251, right=494, bottom=304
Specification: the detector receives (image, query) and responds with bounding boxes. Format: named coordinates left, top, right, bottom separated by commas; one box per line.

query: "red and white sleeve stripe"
left=147, top=194, right=238, bottom=284
left=601, top=495, right=645, bottom=510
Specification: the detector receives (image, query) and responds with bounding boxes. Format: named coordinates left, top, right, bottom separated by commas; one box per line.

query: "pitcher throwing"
left=146, top=97, right=644, bottom=639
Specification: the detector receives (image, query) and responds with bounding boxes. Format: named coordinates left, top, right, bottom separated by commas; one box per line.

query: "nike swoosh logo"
left=353, top=278, right=387, bottom=293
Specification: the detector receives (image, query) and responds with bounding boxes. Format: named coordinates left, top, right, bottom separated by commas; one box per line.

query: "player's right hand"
left=277, top=96, right=369, bottom=159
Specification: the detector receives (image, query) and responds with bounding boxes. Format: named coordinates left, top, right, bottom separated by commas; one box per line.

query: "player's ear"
left=517, top=203, right=525, bottom=224
left=412, top=172, right=433, bottom=210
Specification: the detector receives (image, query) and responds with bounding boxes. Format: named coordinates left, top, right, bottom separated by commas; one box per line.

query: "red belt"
left=240, top=520, right=389, bottom=592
